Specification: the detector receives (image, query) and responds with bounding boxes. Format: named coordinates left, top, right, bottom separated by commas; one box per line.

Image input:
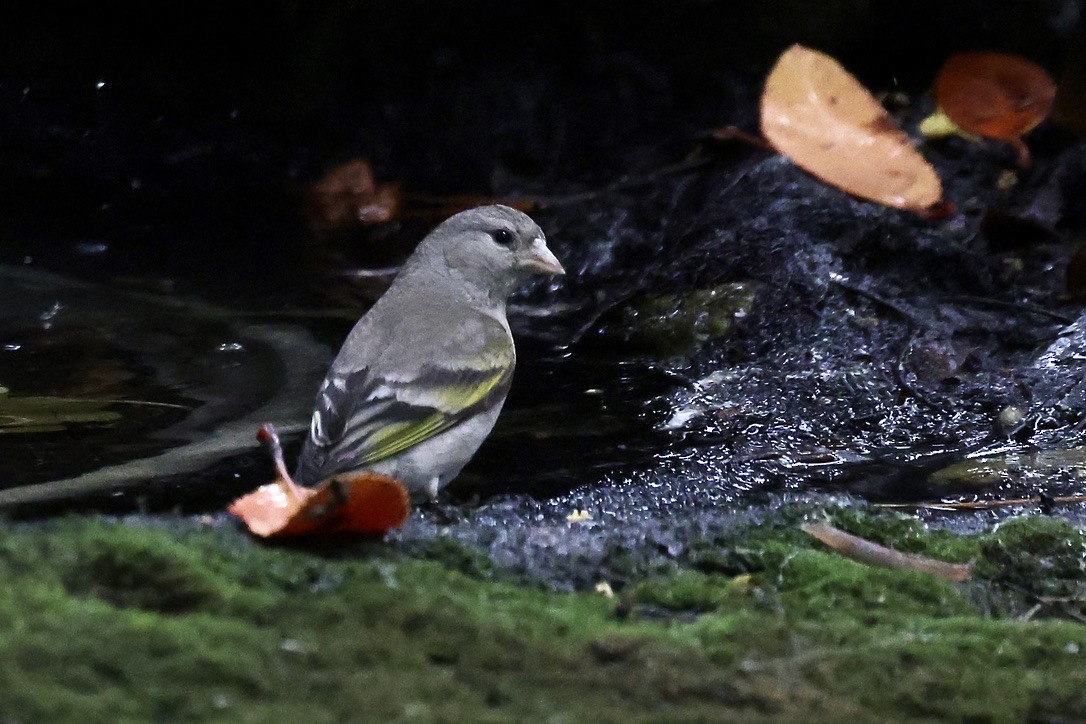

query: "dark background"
left=1, top=1, right=1081, bottom=304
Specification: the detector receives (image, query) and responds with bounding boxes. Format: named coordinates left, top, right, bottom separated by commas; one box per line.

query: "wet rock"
left=596, top=282, right=758, bottom=358
left=1029, top=311, right=1086, bottom=435
left=929, top=446, right=1086, bottom=488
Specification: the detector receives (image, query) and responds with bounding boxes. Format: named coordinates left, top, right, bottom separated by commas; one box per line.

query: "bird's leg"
left=257, top=424, right=304, bottom=503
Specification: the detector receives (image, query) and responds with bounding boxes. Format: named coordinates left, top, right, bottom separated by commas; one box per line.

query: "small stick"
left=526, top=157, right=715, bottom=209
left=875, top=494, right=1086, bottom=512
left=936, top=295, right=1075, bottom=326
left=257, top=424, right=302, bottom=503
left=709, top=125, right=774, bottom=150
left=831, top=279, right=926, bottom=329
left=801, top=522, right=972, bottom=582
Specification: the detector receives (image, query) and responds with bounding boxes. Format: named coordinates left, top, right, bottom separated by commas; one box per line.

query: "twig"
left=1019, top=602, right=1044, bottom=622
left=937, top=295, right=1075, bottom=326
left=801, top=522, right=972, bottom=582
left=1003, top=582, right=1086, bottom=624
left=37, top=397, right=192, bottom=412
left=875, top=494, right=1086, bottom=512
left=709, top=125, right=774, bottom=150
left=526, top=157, right=715, bottom=209
left=257, top=423, right=303, bottom=503
left=830, top=280, right=942, bottom=409
left=831, top=279, right=926, bottom=329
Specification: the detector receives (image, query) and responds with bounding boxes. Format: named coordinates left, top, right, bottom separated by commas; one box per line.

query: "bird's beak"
left=518, top=236, right=566, bottom=275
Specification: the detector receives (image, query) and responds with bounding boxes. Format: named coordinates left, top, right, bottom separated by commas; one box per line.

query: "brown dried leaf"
left=307, top=159, right=401, bottom=229
left=761, top=44, right=943, bottom=212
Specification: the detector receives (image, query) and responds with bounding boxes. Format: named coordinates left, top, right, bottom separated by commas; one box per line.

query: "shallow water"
left=2, top=24, right=1084, bottom=524
left=0, top=266, right=332, bottom=512
left=0, top=261, right=686, bottom=514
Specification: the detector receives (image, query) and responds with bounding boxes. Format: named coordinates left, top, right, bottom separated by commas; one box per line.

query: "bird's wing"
left=306, top=358, right=514, bottom=476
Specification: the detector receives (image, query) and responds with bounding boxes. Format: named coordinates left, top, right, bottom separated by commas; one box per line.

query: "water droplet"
left=95, top=80, right=106, bottom=90
left=39, top=302, right=63, bottom=322
left=75, top=241, right=108, bottom=255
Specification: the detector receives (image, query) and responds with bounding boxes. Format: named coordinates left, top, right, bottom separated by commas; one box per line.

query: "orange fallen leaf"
left=307, top=159, right=402, bottom=229
left=228, top=423, right=410, bottom=538
left=760, top=44, right=943, bottom=213
left=934, top=52, right=1056, bottom=163
left=229, top=472, right=410, bottom=538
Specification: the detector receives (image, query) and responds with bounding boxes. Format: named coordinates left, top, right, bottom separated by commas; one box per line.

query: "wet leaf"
left=932, top=52, right=1056, bottom=164
left=760, top=44, right=943, bottom=212
left=228, top=473, right=411, bottom=538
left=306, top=159, right=402, bottom=229
left=0, top=390, right=122, bottom=434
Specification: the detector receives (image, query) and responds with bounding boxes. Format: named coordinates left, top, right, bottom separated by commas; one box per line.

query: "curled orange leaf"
left=761, top=44, right=943, bottom=212
left=935, top=52, right=1056, bottom=145
left=228, top=472, right=411, bottom=538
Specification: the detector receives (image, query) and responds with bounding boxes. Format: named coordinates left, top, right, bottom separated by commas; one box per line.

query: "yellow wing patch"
left=426, top=372, right=508, bottom=412
left=356, top=364, right=511, bottom=464
left=360, top=412, right=449, bottom=465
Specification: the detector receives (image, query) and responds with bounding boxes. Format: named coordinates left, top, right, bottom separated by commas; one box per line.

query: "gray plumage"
left=294, top=204, right=564, bottom=498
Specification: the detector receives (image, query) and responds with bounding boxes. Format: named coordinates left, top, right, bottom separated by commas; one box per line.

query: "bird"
left=293, top=204, right=565, bottom=499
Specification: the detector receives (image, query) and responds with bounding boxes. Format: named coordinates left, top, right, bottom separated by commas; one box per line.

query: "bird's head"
left=417, top=205, right=565, bottom=299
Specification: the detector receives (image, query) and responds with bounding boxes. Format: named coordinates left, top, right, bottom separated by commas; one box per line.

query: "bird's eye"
left=491, top=229, right=515, bottom=246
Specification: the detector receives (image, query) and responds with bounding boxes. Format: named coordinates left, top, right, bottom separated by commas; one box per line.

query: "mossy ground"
left=2, top=508, right=1086, bottom=722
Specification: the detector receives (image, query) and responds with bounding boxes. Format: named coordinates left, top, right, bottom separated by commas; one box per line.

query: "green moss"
left=971, top=515, right=1086, bottom=619
left=977, top=515, right=1086, bottom=583
left=776, top=549, right=976, bottom=620
left=823, top=506, right=980, bottom=562
left=631, top=570, right=749, bottom=612
left=1, top=510, right=1086, bottom=721
left=60, top=529, right=226, bottom=613
left=606, top=282, right=759, bottom=357
left=401, top=534, right=499, bottom=579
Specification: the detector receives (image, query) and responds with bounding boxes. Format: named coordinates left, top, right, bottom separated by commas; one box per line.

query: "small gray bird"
left=294, top=204, right=565, bottom=498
